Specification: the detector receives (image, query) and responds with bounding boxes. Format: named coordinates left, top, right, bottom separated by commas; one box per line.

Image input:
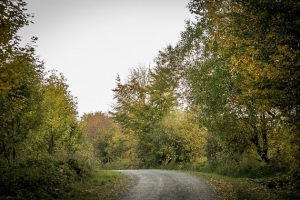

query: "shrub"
left=0, top=156, right=93, bottom=200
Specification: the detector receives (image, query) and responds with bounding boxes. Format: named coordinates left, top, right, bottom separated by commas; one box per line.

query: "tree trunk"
left=250, top=114, right=270, bottom=164
left=47, top=133, right=54, bottom=155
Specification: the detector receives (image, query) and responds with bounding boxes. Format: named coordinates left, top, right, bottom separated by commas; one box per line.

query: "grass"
left=69, top=169, right=126, bottom=200
left=191, top=172, right=286, bottom=200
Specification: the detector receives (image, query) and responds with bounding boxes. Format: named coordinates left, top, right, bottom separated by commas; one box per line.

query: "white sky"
left=19, top=0, right=194, bottom=117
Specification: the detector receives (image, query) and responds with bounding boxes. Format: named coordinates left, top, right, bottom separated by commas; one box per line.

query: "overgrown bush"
left=0, top=156, right=93, bottom=200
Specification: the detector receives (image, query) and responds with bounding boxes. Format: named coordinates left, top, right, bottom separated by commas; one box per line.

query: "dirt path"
left=113, top=170, right=220, bottom=200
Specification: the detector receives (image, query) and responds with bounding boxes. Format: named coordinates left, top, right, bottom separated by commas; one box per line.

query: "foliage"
left=104, top=127, right=140, bottom=169
left=187, top=0, right=300, bottom=160
left=181, top=0, right=300, bottom=194
left=0, top=0, right=38, bottom=98
left=111, top=65, right=179, bottom=166
left=0, top=156, right=93, bottom=200
left=188, top=0, right=300, bottom=118
left=148, top=110, right=206, bottom=168
left=111, top=66, right=156, bottom=135
left=0, top=2, right=101, bottom=199
left=0, top=52, right=44, bottom=163
left=0, top=0, right=35, bottom=58
left=40, top=70, right=79, bottom=155
left=1, top=0, right=300, bottom=198
left=0, top=0, right=82, bottom=163
left=79, top=112, right=112, bottom=161
left=79, top=112, right=140, bottom=168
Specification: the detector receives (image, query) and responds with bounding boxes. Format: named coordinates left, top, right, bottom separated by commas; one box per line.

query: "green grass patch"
left=69, top=169, right=126, bottom=200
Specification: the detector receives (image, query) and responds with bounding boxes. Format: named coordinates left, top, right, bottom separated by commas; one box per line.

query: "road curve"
left=113, top=169, right=220, bottom=200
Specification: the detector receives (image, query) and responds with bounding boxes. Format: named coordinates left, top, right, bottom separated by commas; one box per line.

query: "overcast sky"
left=19, top=0, right=194, bottom=117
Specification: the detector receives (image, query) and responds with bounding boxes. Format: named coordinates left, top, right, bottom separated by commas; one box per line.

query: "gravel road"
left=113, top=170, right=220, bottom=200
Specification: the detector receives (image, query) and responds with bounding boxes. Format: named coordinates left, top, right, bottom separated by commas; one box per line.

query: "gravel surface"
left=113, top=169, right=220, bottom=200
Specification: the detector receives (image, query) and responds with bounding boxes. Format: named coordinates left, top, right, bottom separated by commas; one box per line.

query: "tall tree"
left=188, top=0, right=300, bottom=129
left=0, top=53, right=44, bottom=163
left=1, top=0, right=38, bottom=96
left=151, top=2, right=290, bottom=164
left=0, top=0, right=34, bottom=56
left=187, top=0, right=300, bottom=164
left=111, top=65, right=178, bottom=165
left=41, top=70, right=78, bottom=155
left=112, top=66, right=154, bottom=135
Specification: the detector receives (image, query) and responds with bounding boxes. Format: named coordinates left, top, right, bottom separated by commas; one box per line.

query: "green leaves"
left=154, top=110, right=207, bottom=165
left=112, top=65, right=166, bottom=135
left=0, top=0, right=35, bottom=60
left=0, top=53, right=44, bottom=163
left=184, top=0, right=300, bottom=169
left=41, top=70, right=78, bottom=155
left=111, top=64, right=184, bottom=166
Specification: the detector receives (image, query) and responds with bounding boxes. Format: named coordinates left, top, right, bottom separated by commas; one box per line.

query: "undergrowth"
left=0, top=156, right=124, bottom=200
left=192, top=161, right=300, bottom=199
left=192, top=172, right=283, bottom=200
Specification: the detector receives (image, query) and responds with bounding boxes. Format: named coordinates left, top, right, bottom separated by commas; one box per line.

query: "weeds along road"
left=113, top=170, right=220, bottom=200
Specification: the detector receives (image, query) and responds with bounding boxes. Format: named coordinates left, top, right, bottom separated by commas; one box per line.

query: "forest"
left=1, top=0, right=300, bottom=199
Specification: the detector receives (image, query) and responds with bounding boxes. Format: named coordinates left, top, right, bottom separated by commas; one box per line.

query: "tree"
left=79, top=112, right=113, bottom=161
left=0, top=0, right=37, bottom=95
left=0, top=52, right=44, bottom=163
left=41, top=70, right=78, bottom=155
left=151, top=110, right=206, bottom=167
left=0, top=0, right=34, bottom=55
left=111, top=64, right=179, bottom=166
left=78, top=112, right=140, bottom=167
left=111, top=66, right=153, bottom=135
left=187, top=0, right=300, bottom=164
left=111, top=66, right=155, bottom=164
left=188, top=0, right=300, bottom=126
left=105, top=126, right=140, bottom=168
left=151, top=2, right=288, bottom=165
